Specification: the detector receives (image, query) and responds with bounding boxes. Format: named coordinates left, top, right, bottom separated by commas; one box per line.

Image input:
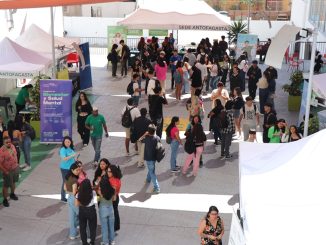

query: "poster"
left=107, top=26, right=127, bottom=51
left=40, top=79, right=72, bottom=143
left=236, top=34, right=258, bottom=61
left=79, top=42, right=92, bottom=90
left=127, top=29, right=143, bottom=36
left=149, top=29, right=168, bottom=37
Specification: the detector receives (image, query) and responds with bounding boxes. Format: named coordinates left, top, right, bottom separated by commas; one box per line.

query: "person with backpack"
left=127, top=74, right=144, bottom=106
left=141, top=124, right=161, bottom=194
left=121, top=98, right=140, bottom=156
left=133, top=108, right=151, bottom=168
left=220, top=100, right=235, bottom=159
left=119, top=39, right=130, bottom=77
left=239, top=96, right=260, bottom=141
left=182, top=115, right=206, bottom=177
left=108, top=44, right=119, bottom=77
left=166, top=117, right=182, bottom=173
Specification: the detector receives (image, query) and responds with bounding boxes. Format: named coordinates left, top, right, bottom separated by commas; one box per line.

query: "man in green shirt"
left=85, top=107, right=109, bottom=167
left=15, top=84, right=33, bottom=115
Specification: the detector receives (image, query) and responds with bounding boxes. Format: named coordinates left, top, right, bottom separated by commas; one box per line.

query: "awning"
left=0, top=0, right=127, bottom=9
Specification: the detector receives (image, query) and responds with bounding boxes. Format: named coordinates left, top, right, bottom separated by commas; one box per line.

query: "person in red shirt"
left=0, top=136, right=19, bottom=207
left=107, top=165, right=122, bottom=233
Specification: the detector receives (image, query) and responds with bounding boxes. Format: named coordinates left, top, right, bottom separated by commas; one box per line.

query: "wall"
left=81, top=2, right=136, bottom=18
left=0, top=79, right=16, bottom=96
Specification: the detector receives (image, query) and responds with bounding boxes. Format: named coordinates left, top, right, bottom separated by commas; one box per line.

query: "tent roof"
left=118, top=0, right=230, bottom=30
left=0, top=0, right=127, bottom=9
left=0, top=37, right=51, bottom=78
left=16, top=24, right=79, bottom=56
left=312, top=73, right=326, bottom=100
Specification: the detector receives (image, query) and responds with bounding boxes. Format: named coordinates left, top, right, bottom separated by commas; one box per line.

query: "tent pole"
left=303, top=30, right=317, bottom=137
left=50, top=7, right=56, bottom=79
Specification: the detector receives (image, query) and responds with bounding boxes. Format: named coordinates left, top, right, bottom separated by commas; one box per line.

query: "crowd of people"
left=0, top=33, right=309, bottom=245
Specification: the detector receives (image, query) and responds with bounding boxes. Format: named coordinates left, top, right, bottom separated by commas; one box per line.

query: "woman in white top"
left=182, top=57, right=192, bottom=94
left=209, top=59, right=220, bottom=91
left=210, top=82, right=229, bottom=109
left=237, top=54, right=248, bottom=92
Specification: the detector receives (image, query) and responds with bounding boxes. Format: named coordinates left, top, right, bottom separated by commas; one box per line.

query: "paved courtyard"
left=0, top=52, right=299, bottom=245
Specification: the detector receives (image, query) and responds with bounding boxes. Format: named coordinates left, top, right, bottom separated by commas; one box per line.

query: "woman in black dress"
left=75, top=92, right=92, bottom=146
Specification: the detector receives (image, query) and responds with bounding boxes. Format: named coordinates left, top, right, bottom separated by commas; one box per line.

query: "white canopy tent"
left=0, top=37, right=51, bottom=79
left=239, top=129, right=326, bottom=245
left=118, top=0, right=230, bottom=30
left=15, top=24, right=80, bottom=58
left=312, top=73, right=326, bottom=100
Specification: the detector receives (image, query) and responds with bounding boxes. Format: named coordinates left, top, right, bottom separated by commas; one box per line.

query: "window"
left=266, top=0, right=282, bottom=11
left=309, top=0, right=326, bottom=33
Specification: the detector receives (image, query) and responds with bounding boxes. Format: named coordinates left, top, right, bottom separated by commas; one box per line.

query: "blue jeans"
left=170, top=140, right=180, bottom=170
left=60, top=168, right=69, bottom=201
left=146, top=160, right=160, bottom=191
left=91, top=136, right=102, bottom=162
left=210, top=76, right=220, bottom=91
left=132, top=95, right=140, bottom=106
left=182, top=72, right=190, bottom=94
left=99, top=202, right=115, bottom=244
left=68, top=194, right=79, bottom=237
left=22, top=136, right=31, bottom=166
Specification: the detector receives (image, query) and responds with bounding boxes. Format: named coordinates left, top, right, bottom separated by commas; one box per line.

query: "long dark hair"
left=214, top=99, right=224, bottom=111
left=76, top=92, right=90, bottom=107
left=14, top=114, right=23, bottom=131
left=93, top=158, right=110, bottom=184
left=191, top=115, right=202, bottom=125
left=99, top=175, right=115, bottom=201
left=65, top=162, right=79, bottom=181
left=111, top=43, right=118, bottom=51
left=109, top=165, right=123, bottom=179
left=206, top=206, right=219, bottom=219
left=77, top=179, right=93, bottom=206
left=157, top=57, right=165, bottom=67
left=166, top=116, right=179, bottom=136
left=61, top=136, right=74, bottom=150
left=273, top=119, right=285, bottom=133
left=7, top=120, right=15, bottom=140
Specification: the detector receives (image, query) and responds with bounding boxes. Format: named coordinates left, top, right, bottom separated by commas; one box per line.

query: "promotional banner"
left=127, top=29, right=143, bottom=36
left=40, top=79, right=72, bottom=143
left=79, top=42, right=92, bottom=90
left=107, top=26, right=127, bottom=51
left=149, top=29, right=168, bottom=37
left=236, top=34, right=258, bottom=61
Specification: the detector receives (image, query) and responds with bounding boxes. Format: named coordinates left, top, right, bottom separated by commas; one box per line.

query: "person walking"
left=198, top=206, right=225, bottom=245
left=247, top=60, right=262, bottom=100
left=220, top=100, right=235, bottom=159
left=85, top=107, right=109, bottom=167
left=121, top=97, right=140, bottom=155
left=98, top=175, right=116, bottom=245
left=75, top=179, right=97, bottom=245
left=169, top=50, right=182, bottom=90
left=20, top=116, right=33, bottom=172
left=3, top=120, right=22, bottom=164
left=257, top=71, right=270, bottom=113
left=182, top=115, right=206, bottom=177
left=133, top=108, right=151, bottom=168
left=109, top=44, right=119, bottom=77
left=166, top=117, right=182, bottom=173
left=75, top=92, right=92, bottom=147
left=108, top=164, right=123, bottom=233
left=0, top=136, right=20, bottom=207
left=239, top=96, right=260, bottom=141
left=142, top=124, right=161, bottom=194
left=208, top=99, right=224, bottom=145
left=59, top=136, right=77, bottom=203
left=263, top=102, right=277, bottom=143
left=155, top=53, right=168, bottom=93
left=119, top=40, right=130, bottom=77
left=65, top=163, right=80, bottom=240
left=149, top=87, right=168, bottom=139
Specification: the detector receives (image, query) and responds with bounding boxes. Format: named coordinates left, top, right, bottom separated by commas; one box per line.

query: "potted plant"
left=282, top=71, right=303, bottom=111
left=29, top=74, right=51, bottom=138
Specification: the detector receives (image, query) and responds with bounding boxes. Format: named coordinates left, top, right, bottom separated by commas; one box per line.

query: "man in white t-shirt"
left=131, top=74, right=144, bottom=106
left=210, top=82, right=229, bottom=109
left=239, top=96, right=260, bottom=141
left=121, top=97, right=141, bottom=155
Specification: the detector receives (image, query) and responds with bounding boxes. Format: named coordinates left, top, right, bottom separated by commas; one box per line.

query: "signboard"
left=228, top=209, right=246, bottom=245
left=236, top=34, right=258, bottom=61
left=0, top=71, right=36, bottom=79
left=178, top=25, right=228, bottom=31
left=149, top=29, right=168, bottom=37
left=40, top=79, right=72, bottom=143
left=127, top=29, right=143, bottom=36
left=107, top=26, right=127, bottom=50
left=79, top=42, right=92, bottom=90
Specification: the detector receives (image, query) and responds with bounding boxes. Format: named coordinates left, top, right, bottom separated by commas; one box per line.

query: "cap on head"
left=92, top=106, right=98, bottom=111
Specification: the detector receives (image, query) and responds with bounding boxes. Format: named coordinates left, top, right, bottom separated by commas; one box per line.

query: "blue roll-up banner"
left=79, top=42, right=93, bottom=90
left=40, top=79, right=72, bottom=143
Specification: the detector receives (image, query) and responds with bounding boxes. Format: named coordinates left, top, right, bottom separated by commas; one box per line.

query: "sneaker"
left=83, top=144, right=88, bottom=147
left=137, top=164, right=145, bottom=168
left=171, top=168, right=180, bottom=173
left=10, top=193, right=18, bottom=201
left=19, top=163, right=28, bottom=169
left=69, top=236, right=78, bottom=240
left=3, top=198, right=9, bottom=207
left=175, top=165, right=181, bottom=169
left=60, top=198, right=67, bottom=203
left=110, top=241, right=116, bottom=245
left=152, top=189, right=160, bottom=194
left=225, top=154, right=233, bottom=159
left=144, top=180, right=150, bottom=184
left=22, top=166, right=32, bottom=172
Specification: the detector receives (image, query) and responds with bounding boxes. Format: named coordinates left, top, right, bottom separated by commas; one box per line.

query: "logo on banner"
left=178, top=25, right=228, bottom=31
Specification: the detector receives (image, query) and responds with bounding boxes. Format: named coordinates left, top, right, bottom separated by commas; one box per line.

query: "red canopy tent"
left=0, top=0, right=128, bottom=9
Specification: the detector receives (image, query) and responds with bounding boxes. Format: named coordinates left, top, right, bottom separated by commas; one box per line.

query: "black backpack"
left=155, top=139, right=165, bottom=162
left=121, top=106, right=134, bottom=128
left=217, top=110, right=228, bottom=129
left=125, top=46, right=131, bottom=58
left=126, top=81, right=134, bottom=95
left=107, top=52, right=112, bottom=62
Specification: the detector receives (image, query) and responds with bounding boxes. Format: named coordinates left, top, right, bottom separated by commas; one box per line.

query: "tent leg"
left=50, top=7, right=56, bottom=79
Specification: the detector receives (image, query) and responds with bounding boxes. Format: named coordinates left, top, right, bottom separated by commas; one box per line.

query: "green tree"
left=228, top=20, right=248, bottom=44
